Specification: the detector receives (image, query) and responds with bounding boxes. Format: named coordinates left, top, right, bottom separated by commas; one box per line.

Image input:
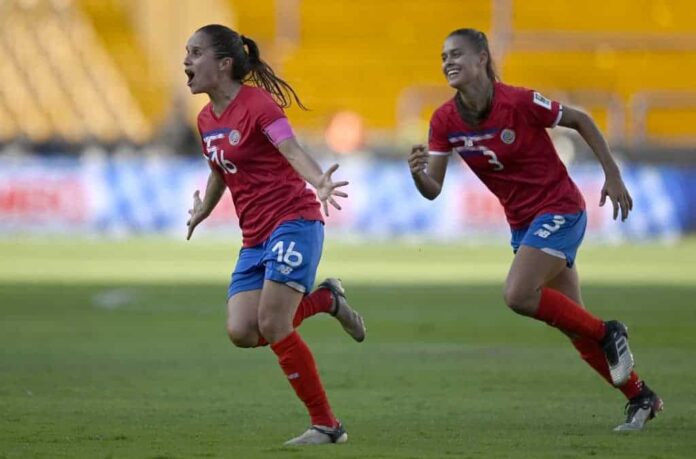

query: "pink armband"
left=264, top=117, right=295, bottom=147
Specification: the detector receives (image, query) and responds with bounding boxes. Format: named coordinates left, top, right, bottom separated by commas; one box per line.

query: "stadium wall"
left=0, top=155, right=692, bottom=242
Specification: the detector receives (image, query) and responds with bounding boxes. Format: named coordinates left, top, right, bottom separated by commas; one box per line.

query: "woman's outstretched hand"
left=315, top=163, right=349, bottom=217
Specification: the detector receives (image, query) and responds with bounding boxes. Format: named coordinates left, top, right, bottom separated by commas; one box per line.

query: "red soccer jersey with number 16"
left=197, top=85, right=323, bottom=247
left=428, top=82, right=585, bottom=229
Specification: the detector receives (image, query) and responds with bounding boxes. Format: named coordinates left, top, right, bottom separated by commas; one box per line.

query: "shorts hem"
left=541, top=247, right=566, bottom=260
left=520, top=243, right=576, bottom=268
left=284, top=281, right=307, bottom=293
left=265, top=272, right=308, bottom=293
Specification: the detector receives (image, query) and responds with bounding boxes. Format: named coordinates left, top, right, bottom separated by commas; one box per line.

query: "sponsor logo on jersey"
left=228, top=129, right=241, bottom=145
left=533, top=91, right=552, bottom=110
left=448, top=131, right=496, bottom=148
left=501, top=129, right=516, bottom=144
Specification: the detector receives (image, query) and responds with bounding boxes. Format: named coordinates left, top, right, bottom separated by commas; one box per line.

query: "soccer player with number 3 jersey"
left=184, top=24, right=366, bottom=445
left=408, top=28, right=662, bottom=432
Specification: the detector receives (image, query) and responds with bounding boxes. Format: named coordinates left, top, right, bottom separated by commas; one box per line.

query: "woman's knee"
left=226, top=323, right=258, bottom=348
left=257, top=310, right=292, bottom=344
left=503, top=282, right=537, bottom=316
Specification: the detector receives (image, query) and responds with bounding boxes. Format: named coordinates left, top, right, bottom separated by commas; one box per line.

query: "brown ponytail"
left=197, top=24, right=307, bottom=110
left=240, top=35, right=307, bottom=110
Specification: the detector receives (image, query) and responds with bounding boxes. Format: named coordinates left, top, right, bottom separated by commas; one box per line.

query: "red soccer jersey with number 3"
left=428, top=82, right=585, bottom=229
left=197, top=85, right=322, bottom=247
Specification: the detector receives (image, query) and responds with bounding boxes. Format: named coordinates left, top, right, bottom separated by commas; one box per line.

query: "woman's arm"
left=277, top=137, right=348, bottom=216
left=558, top=106, right=633, bottom=221
left=408, top=144, right=449, bottom=200
left=186, top=165, right=226, bottom=240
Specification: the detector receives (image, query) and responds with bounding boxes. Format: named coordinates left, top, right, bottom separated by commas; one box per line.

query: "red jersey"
left=428, top=82, right=585, bottom=229
left=197, top=85, right=323, bottom=247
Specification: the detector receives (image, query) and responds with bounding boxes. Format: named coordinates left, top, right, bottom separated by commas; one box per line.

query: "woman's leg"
left=504, top=244, right=637, bottom=387
left=258, top=279, right=343, bottom=440
left=226, top=290, right=262, bottom=348
left=504, top=245, right=606, bottom=340
left=545, top=264, right=663, bottom=431
left=256, top=279, right=366, bottom=347
left=545, top=266, right=643, bottom=400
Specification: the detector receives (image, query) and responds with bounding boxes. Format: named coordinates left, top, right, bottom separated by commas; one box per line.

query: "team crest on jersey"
left=501, top=129, right=516, bottom=144
left=228, top=129, right=241, bottom=145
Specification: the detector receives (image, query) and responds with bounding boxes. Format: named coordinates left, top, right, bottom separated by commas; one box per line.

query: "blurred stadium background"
left=0, top=0, right=695, bottom=240
left=2, top=1, right=696, bottom=457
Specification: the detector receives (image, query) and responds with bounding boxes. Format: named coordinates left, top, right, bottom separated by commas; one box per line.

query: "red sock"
left=270, top=331, right=337, bottom=427
left=535, top=288, right=606, bottom=341
left=256, top=288, right=334, bottom=347
left=293, top=288, right=334, bottom=328
left=620, top=372, right=644, bottom=400
left=572, top=337, right=644, bottom=400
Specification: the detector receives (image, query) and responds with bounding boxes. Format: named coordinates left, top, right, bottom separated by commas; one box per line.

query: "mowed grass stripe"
left=1, top=237, right=696, bottom=285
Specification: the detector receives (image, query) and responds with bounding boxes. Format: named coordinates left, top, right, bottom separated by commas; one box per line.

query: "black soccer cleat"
left=614, top=385, right=664, bottom=432
left=601, top=320, right=635, bottom=387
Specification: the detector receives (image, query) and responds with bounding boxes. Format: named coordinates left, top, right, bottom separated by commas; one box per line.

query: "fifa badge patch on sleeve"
left=533, top=92, right=552, bottom=110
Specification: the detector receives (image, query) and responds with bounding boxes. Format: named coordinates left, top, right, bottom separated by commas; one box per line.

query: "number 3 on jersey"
left=483, top=149, right=504, bottom=171
left=271, top=241, right=303, bottom=267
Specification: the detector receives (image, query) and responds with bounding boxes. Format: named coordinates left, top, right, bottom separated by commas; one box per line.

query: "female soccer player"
left=183, top=24, right=366, bottom=445
left=408, top=28, right=662, bottom=432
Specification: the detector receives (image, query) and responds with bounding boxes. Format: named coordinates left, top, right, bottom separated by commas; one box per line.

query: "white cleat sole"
left=284, top=426, right=348, bottom=446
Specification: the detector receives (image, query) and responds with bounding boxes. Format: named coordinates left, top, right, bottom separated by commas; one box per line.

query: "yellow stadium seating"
left=503, top=0, right=696, bottom=144
left=0, top=0, right=151, bottom=144
left=513, top=0, right=696, bottom=33
left=280, top=0, right=491, bottom=131
left=226, top=0, right=277, bottom=47
left=0, top=0, right=694, bottom=146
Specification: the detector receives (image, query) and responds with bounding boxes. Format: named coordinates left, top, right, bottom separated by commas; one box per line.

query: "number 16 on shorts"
left=272, top=240, right=304, bottom=269
left=533, top=215, right=566, bottom=239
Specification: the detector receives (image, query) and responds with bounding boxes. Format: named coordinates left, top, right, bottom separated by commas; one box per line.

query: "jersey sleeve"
left=253, top=90, right=296, bottom=147
left=255, top=91, right=287, bottom=131
left=519, top=89, right=563, bottom=128
left=428, top=109, right=451, bottom=155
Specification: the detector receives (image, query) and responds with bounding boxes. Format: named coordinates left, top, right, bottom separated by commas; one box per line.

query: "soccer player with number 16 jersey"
left=184, top=24, right=366, bottom=446
left=408, top=28, right=662, bottom=432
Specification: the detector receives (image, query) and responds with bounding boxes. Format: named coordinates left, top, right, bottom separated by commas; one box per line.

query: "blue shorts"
left=510, top=211, right=587, bottom=267
left=227, top=219, right=324, bottom=299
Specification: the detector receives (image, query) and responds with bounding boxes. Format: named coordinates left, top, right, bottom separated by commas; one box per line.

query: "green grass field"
left=1, top=237, right=695, bottom=458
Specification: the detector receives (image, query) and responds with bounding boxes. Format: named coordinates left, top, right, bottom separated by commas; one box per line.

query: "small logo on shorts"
left=228, top=129, right=241, bottom=145
left=501, top=129, right=515, bottom=144
left=278, top=265, right=293, bottom=275
left=534, top=215, right=566, bottom=239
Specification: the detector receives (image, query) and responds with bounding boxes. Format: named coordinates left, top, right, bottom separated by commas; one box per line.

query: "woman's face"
left=441, top=35, right=487, bottom=90
left=183, top=31, right=228, bottom=94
